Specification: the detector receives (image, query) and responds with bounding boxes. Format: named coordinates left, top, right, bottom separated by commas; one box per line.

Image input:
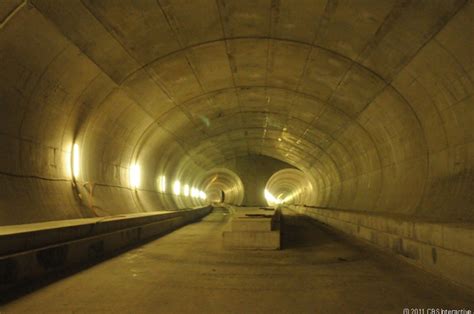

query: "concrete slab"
left=223, top=207, right=281, bottom=250
left=0, top=208, right=210, bottom=256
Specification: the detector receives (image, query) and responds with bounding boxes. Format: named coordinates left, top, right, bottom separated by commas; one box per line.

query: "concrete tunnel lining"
left=265, top=168, right=317, bottom=206
left=0, top=0, right=472, bottom=226
left=0, top=0, right=474, bottom=304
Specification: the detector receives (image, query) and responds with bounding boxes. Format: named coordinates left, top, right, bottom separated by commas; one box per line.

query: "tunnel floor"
left=1, top=208, right=473, bottom=313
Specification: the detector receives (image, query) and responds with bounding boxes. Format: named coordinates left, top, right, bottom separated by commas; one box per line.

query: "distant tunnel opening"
left=264, top=169, right=316, bottom=206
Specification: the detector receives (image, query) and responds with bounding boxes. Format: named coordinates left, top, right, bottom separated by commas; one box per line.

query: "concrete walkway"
left=1, top=208, right=473, bottom=313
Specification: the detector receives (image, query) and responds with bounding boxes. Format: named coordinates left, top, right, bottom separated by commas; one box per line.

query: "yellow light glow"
left=183, top=184, right=190, bottom=197
left=173, top=181, right=181, bottom=195
left=72, top=143, right=80, bottom=178
left=199, top=191, right=206, bottom=200
left=130, top=163, right=141, bottom=189
left=191, top=187, right=198, bottom=198
left=264, top=189, right=282, bottom=205
left=159, top=175, right=166, bottom=192
left=65, top=150, right=72, bottom=178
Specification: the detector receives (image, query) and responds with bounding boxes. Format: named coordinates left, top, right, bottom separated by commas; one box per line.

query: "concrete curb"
left=287, top=205, right=474, bottom=291
left=0, top=207, right=212, bottom=293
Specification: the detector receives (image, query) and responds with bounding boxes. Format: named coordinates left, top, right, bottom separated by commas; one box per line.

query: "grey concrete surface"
left=0, top=1, right=473, bottom=309
left=223, top=207, right=280, bottom=249
left=1, top=209, right=472, bottom=313
left=0, top=207, right=211, bottom=258
left=219, top=155, right=294, bottom=206
left=0, top=0, right=472, bottom=225
left=289, top=205, right=474, bottom=290
left=0, top=207, right=211, bottom=293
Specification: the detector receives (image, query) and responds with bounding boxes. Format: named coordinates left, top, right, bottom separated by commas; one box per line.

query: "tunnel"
left=0, top=0, right=473, bottom=312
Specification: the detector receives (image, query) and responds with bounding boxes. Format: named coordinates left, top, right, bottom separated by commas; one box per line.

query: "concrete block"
left=385, top=219, right=414, bottom=239
left=417, top=241, right=437, bottom=267
left=358, top=225, right=372, bottom=241
left=224, top=208, right=281, bottom=250
left=413, top=222, right=443, bottom=247
left=442, top=225, right=474, bottom=255
left=372, top=230, right=390, bottom=248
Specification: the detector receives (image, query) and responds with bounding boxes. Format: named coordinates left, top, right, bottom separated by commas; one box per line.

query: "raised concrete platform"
left=0, top=209, right=209, bottom=256
left=223, top=207, right=280, bottom=250
left=287, top=205, right=474, bottom=291
left=0, top=206, right=212, bottom=293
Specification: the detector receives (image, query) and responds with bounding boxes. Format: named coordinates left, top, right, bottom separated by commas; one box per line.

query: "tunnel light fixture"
left=264, top=189, right=282, bottom=205
left=158, top=175, right=166, bottom=192
left=130, top=163, right=141, bottom=189
left=191, top=187, right=198, bottom=198
left=277, top=137, right=282, bottom=142
left=72, top=143, right=80, bottom=179
left=183, top=184, right=190, bottom=197
left=199, top=191, right=206, bottom=200
left=173, top=180, right=181, bottom=195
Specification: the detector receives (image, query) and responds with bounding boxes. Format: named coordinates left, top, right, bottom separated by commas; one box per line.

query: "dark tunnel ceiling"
left=0, top=0, right=473, bottom=224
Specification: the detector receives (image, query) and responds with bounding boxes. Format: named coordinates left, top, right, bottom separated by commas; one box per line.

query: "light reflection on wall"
left=264, top=168, right=316, bottom=206
left=158, top=175, right=166, bottom=192
left=72, top=143, right=80, bottom=179
left=264, top=189, right=284, bottom=205
left=173, top=180, right=181, bottom=195
left=130, top=163, right=141, bottom=189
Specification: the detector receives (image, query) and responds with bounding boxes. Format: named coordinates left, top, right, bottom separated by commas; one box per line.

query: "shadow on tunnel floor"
left=281, top=214, right=341, bottom=249
left=280, top=213, right=369, bottom=263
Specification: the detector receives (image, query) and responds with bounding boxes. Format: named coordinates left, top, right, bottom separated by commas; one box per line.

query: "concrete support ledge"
left=223, top=207, right=281, bottom=250
left=0, top=207, right=212, bottom=293
left=287, top=205, right=474, bottom=291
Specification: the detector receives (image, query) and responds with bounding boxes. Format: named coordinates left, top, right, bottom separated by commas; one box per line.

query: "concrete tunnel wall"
left=265, top=168, right=318, bottom=206
left=218, top=155, right=294, bottom=206
left=0, top=0, right=473, bottom=226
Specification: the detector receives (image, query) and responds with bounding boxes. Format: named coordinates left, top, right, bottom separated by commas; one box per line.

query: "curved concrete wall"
left=218, top=155, right=294, bottom=206
left=199, top=167, right=245, bottom=205
left=265, top=168, right=317, bottom=206
left=0, top=0, right=472, bottom=225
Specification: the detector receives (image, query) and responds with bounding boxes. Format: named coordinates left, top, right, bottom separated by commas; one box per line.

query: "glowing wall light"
left=159, top=175, right=166, bottom=192
left=130, top=163, right=141, bottom=189
left=173, top=180, right=181, bottom=195
left=183, top=184, right=190, bottom=197
left=264, top=189, right=282, bottom=205
left=191, top=187, right=198, bottom=198
left=72, top=143, right=80, bottom=178
left=199, top=191, right=206, bottom=200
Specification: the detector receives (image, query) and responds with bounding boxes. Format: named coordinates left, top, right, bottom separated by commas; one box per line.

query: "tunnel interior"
left=1, top=0, right=472, bottom=227
left=0, top=0, right=473, bottom=309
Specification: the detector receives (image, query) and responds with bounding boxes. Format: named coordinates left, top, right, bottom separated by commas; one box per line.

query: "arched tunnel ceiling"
left=0, top=0, right=473, bottom=224
left=24, top=0, right=465, bottom=167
